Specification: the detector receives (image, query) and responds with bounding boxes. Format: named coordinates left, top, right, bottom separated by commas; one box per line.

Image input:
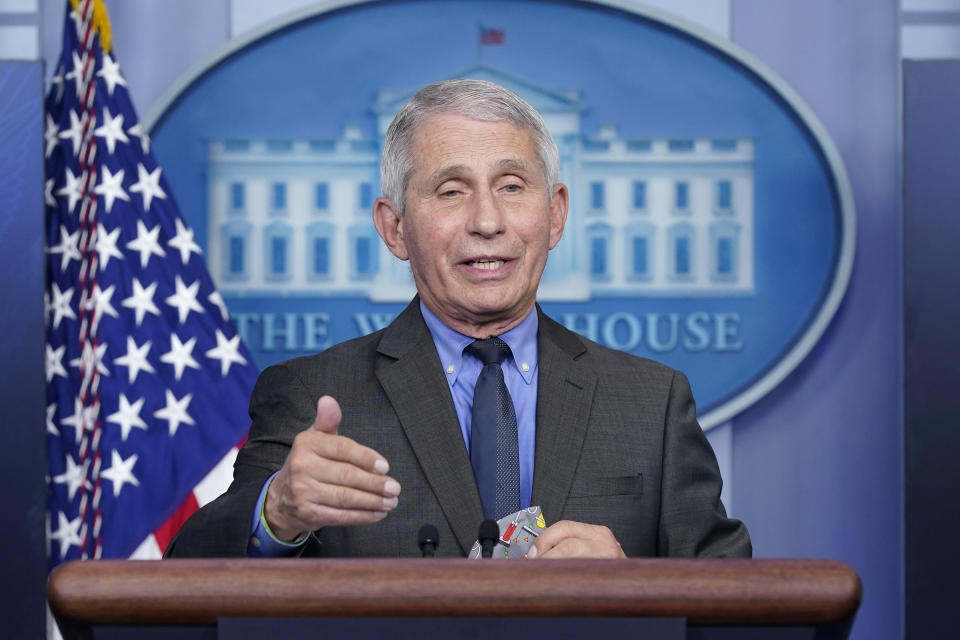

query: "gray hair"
left=380, top=78, right=560, bottom=213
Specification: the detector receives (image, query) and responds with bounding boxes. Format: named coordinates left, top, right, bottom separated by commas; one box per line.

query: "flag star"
left=100, top=450, right=140, bottom=497
left=56, top=167, right=84, bottom=213
left=113, top=335, right=155, bottom=384
left=206, top=329, right=247, bottom=376
left=94, top=107, right=129, bottom=154
left=61, top=396, right=100, bottom=443
left=46, top=344, right=68, bottom=382
left=107, top=393, right=148, bottom=441
left=66, top=49, right=88, bottom=99
left=126, top=220, right=166, bottom=268
left=129, top=163, right=166, bottom=211
left=93, top=166, right=130, bottom=213
left=95, top=223, right=124, bottom=270
left=67, top=11, right=84, bottom=43
left=96, top=53, right=127, bottom=95
left=127, top=122, right=150, bottom=155
left=160, top=333, right=200, bottom=381
left=58, top=109, right=84, bottom=157
left=154, top=390, right=195, bottom=436
left=168, top=218, right=203, bottom=265
left=85, top=283, right=120, bottom=328
left=121, top=278, right=160, bottom=326
left=45, top=114, right=60, bottom=158
left=165, top=276, right=205, bottom=324
left=53, top=454, right=90, bottom=501
left=50, top=511, right=83, bottom=559
left=47, top=283, right=77, bottom=329
left=45, top=178, right=56, bottom=208
left=51, top=65, right=65, bottom=102
left=46, top=403, right=60, bottom=436
left=47, top=225, right=81, bottom=272
left=208, top=291, right=230, bottom=321
left=69, top=341, right=110, bottom=379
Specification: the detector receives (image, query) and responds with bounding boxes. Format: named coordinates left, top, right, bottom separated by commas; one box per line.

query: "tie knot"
left=466, top=337, right=511, bottom=366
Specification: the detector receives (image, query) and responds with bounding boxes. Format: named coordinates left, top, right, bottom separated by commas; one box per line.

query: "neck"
left=421, top=300, right=535, bottom=339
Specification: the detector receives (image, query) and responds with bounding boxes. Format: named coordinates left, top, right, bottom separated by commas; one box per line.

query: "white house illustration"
left=206, top=65, right=754, bottom=301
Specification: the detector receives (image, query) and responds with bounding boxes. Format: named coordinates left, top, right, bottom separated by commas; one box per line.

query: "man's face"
left=377, top=112, right=568, bottom=336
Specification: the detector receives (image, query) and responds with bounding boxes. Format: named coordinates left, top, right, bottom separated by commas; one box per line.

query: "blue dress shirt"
left=419, top=301, right=538, bottom=510
left=248, top=302, right=539, bottom=555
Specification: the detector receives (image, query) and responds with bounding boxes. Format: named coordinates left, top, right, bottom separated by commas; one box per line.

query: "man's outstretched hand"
left=263, top=395, right=401, bottom=542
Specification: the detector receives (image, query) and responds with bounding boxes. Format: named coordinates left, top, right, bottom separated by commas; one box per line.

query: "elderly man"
left=166, top=79, right=750, bottom=559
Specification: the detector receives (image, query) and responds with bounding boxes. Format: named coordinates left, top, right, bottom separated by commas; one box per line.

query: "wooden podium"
left=48, top=558, right=861, bottom=639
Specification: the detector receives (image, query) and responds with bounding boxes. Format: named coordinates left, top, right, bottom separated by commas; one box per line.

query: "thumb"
left=311, top=395, right=342, bottom=434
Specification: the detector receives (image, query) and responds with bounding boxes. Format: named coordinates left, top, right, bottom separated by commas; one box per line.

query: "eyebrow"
left=427, top=159, right=532, bottom=187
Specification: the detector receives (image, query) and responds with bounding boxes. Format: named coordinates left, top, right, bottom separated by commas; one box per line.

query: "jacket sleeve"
left=164, top=363, right=323, bottom=558
left=656, top=370, right=752, bottom=558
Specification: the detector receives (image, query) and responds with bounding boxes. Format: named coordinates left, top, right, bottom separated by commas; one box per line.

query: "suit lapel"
left=375, top=299, right=484, bottom=554
left=531, top=308, right=597, bottom=527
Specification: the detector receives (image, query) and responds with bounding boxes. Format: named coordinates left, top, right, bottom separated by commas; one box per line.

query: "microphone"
left=417, top=524, right=439, bottom=557
left=478, top=519, right=499, bottom=558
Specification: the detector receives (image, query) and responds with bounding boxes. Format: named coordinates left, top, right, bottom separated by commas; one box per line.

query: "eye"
left=439, top=189, right=460, bottom=198
left=502, top=182, right=522, bottom=193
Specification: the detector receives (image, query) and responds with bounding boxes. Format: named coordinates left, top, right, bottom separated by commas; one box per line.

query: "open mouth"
left=468, top=259, right=506, bottom=271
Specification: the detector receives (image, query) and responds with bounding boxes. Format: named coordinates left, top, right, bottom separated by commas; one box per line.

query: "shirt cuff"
left=247, top=471, right=309, bottom=556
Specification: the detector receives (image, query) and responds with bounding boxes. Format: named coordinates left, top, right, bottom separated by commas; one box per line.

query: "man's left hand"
left=526, top=520, right=626, bottom=558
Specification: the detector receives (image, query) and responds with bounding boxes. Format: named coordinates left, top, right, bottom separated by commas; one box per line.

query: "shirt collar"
left=419, top=301, right=539, bottom=386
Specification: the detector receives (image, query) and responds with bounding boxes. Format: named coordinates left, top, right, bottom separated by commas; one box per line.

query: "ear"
left=373, top=197, right=409, bottom=261
left=547, top=183, right=569, bottom=250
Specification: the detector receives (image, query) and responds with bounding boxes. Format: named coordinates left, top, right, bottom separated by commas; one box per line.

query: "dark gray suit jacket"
left=166, top=299, right=750, bottom=558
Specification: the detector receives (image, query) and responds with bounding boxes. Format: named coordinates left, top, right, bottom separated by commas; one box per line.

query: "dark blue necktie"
left=466, top=337, right=520, bottom=521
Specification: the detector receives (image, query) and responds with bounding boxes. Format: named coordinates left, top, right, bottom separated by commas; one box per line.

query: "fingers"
left=311, top=395, right=342, bottom=435
left=290, top=455, right=398, bottom=497
left=304, top=396, right=389, bottom=475
left=527, top=520, right=625, bottom=559
left=263, top=395, right=400, bottom=540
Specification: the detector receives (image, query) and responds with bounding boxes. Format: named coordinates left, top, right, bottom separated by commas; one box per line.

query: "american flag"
left=479, top=25, right=505, bottom=46
left=44, top=0, right=256, bottom=566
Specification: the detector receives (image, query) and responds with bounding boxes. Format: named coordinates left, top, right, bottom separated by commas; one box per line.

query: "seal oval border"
left=144, top=0, right=856, bottom=431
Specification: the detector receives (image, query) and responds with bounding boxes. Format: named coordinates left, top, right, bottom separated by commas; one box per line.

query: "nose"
left=465, top=188, right=505, bottom=238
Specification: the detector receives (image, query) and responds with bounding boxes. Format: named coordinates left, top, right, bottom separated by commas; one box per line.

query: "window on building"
left=711, top=139, right=738, bottom=151
left=229, top=237, right=244, bottom=275
left=675, top=181, right=689, bottom=211
left=271, top=236, right=287, bottom=275
left=264, top=222, right=292, bottom=281
left=315, top=182, right=329, bottom=211
left=350, top=223, right=379, bottom=280
left=716, top=237, right=733, bottom=275
left=587, top=223, right=613, bottom=281
left=668, top=223, right=695, bottom=281
left=221, top=219, right=251, bottom=282
left=230, top=182, right=244, bottom=211
left=591, top=236, right=606, bottom=277
left=590, top=181, right=605, bottom=210
left=272, top=182, right=287, bottom=211
left=313, top=237, right=330, bottom=276
left=307, top=221, right=334, bottom=281
left=709, top=221, right=740, bottom=282
left=716, top=180, right=732, bottom=212
left=356, top=237, right=372, bottom=275
left=632, top=181, right=647, bottom=210
left=633, top=236, right=648, bottom=276
left=359, top=182, right=373, bottom=210
left=625, top=222, right=654, bottom=281
left=675, top=237, right=691, bottom=275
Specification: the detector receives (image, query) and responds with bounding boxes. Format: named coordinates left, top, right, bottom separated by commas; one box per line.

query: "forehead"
left=408, top=112, right=539, bottom=177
